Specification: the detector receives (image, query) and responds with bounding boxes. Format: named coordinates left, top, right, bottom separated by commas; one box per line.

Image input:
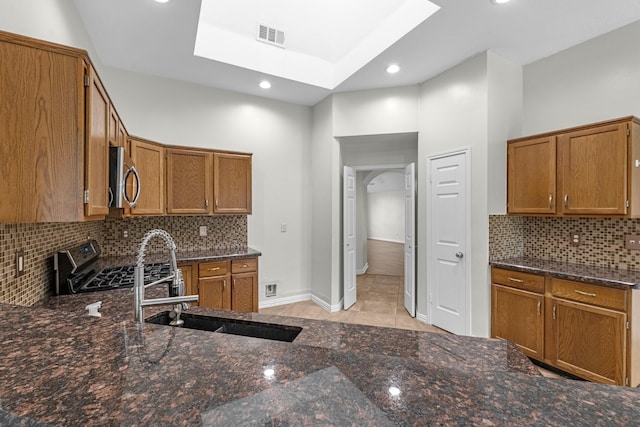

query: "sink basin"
left=145, top=311, right=302, bottom=343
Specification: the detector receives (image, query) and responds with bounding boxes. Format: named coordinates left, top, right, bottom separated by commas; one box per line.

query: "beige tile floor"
left=260, top=273, right=447, bottom=333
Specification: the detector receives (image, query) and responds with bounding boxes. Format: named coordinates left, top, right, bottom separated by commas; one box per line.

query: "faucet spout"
left=134, top=229, right=198, bottom=324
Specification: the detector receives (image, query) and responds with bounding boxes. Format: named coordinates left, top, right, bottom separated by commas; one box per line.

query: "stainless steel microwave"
left=109, top=146, right=140, bottom=208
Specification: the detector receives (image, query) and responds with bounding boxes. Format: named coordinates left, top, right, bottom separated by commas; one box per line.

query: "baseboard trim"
left=356, top=263, right=369, bottom=275
left=416, top=312, right=429, bottom=324
left=368, top=237, right=404, bottom=244
left=310, top=294, right=343, bottom=313
left=258, top=293, right=311, bottom=309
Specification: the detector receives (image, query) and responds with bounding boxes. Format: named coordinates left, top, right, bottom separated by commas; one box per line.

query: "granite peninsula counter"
left=1, top=287, right=639, bottom=426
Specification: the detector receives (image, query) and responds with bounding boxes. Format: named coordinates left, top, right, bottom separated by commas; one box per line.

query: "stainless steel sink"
left=145, top=311, right=302, bottom=343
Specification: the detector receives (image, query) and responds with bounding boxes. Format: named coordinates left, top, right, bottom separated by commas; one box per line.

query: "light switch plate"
left=199, top=226, right=208, bottom=237
left=16, top=250, right=25, bottom=277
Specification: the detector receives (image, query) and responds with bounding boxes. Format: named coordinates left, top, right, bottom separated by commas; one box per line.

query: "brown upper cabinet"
left=0, top=30, right=252, bottom=221
left=130, top=137, right=165, bottom=216
left=507, top=117, right=640, bottom=217
left=166, top=148, right=213, bottom=214
left=213, top=152, right=252, bottom=214
left=0, top=31, right=86, bottom=223
left=84, top=64, right=111, bottom=218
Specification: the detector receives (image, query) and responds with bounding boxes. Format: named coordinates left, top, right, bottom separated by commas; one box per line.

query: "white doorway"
left=427, top=149, right=471, bottom=335
left=342, top=164, right=416, bottom=316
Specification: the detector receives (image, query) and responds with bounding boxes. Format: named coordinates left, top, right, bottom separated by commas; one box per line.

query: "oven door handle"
left=123, top=165, right=141, bottom=208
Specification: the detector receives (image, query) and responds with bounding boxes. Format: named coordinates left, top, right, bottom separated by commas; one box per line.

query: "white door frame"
left=426, top=148, right=472, bottom=334
left=343, top=166, right=357, bottom=309
left=344, top=163, right=416, bottom=312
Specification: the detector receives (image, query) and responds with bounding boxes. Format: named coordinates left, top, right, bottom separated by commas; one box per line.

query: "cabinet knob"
left=455, top=252, right=464, bottom=259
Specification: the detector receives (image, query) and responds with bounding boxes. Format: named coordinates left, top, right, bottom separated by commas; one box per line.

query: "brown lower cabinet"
left=491, top=266, right=640, bottom=386
left=180, top=258, right=258, bottom=312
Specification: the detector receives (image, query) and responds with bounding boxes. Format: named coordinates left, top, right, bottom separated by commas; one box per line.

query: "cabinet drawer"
left=198, top=261, right=229, bottom=278
left=232, top=258, right=257, bottom=274
left=491, top=267, right=544, bottom=293
left=550, top=278, right=627, bottom=311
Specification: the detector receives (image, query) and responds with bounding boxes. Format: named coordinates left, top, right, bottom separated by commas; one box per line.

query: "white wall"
left=311, top=96, right=339, bottom=307
left=419, top=53, right=490, bottom=336
left=100, top=67, right=313, bottom=304
left=367, top=191, right=405, bottom=243
left=0, top=0, right=97, bottom=58
left=524, top=20, right=640, bottom=134
left=487, top=51, right=523, bottom=215
left=333, top=86, right=420, bottom=137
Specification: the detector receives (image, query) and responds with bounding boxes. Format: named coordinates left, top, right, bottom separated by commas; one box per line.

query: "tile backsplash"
left=0, top=222, right=104, bottom=306
left=490, top=215, right=640, bottom=270
left=0, top=216, right=247, bottom=306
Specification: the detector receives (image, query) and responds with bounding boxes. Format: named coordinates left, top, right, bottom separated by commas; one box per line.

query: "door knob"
left=455, top=252, right=464, bottom=258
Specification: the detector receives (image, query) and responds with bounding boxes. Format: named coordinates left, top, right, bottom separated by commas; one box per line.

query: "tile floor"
left=260, top=273, right=447, bottom=333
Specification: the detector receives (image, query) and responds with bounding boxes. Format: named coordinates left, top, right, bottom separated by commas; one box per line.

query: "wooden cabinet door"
left=491, top=284, right=544, bottom=359
left=198, top=276, right=231, bottom=310
left=178, top=263, right=196, bottom=305
left=0, top=38, right=84, bottom=222
left=231, top=272, right=258, bottom=312
left=130, top=138, right=165, bottom=215
left=558, top=122, right=628, bottom=215
left=213, top=152, right=252, bottom=214
left=507, top=136, right=556, bottom=214
left=550, top=298, right=626, bottom=385
left=166, top=148, right=212, bottom=214
left=84, top=64, right=110, bottom=217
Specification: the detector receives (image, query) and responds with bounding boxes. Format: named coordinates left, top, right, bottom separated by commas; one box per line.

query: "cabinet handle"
left=241, top=264, right=248, bottom=268
left=223, top=279, right=226, bottom=288
left=215, top=199, right=219, bottom=208
left=553, top=304, right=557, bottom=320
left=233, top=279, right=236, bottom=289
left=549, top=194, right=553, bottom=209
left=207, top=267, right=220, bottom=271
left=564, top=194, right=568, bottom=207
left=537, top=301, right=541, bottom=316
left=205, top=199, right=209, bottom=209
left=574, top=290, right=597, bottom=298
left=508, top=277, right=524, bottom=283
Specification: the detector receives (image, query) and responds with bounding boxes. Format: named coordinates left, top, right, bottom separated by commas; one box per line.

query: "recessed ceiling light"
left=491, top=0, right=511, bottom=4
left=259, top=80, right=271, bottom=89
left=386, top=64, right=400, bottom=74
left=154, top=0, right=170, bottom=3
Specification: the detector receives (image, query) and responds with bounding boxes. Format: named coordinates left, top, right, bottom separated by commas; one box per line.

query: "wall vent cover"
left=257, top=24, right=286, bottom=48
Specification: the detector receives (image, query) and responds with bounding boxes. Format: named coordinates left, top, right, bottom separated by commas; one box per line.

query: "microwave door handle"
left=108, top=186, right=114, bottom=208
left=123, top=165, right=141, bottom=208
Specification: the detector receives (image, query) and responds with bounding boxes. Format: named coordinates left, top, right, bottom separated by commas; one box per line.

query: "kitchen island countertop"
left=1, top=288, right=639, bottom=425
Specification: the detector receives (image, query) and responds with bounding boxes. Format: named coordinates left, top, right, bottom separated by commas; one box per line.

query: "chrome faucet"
left=133, top=229, right=198, bottom=324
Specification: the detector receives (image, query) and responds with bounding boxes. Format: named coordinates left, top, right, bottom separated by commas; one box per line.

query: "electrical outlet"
left=625, top=234, right=640, bottom=250
left=570, top=233, right=581, bottom=246
left=123, top=230, right=129, bottom=239
left=16, top=250, right=25, bottom=277
left=266, top=283, right=277, bottom=297
left=199, top=226, right=208, bottom=237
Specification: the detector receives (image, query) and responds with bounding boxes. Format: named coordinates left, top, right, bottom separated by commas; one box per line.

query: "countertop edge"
left=490, top=257, right=640, bottom=289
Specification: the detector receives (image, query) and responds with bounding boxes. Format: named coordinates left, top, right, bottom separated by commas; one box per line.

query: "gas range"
left=53, top=240, right=170, bottom=295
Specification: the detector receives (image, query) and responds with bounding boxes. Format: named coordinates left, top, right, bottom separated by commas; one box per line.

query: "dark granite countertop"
left=99, top=247, right=262, bottom=269
left=2, top=288, right=640, bottom=425
left=491, top=256, right=640, bottom=289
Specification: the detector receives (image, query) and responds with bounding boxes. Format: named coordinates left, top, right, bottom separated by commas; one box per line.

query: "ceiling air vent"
left=257, top=24, right=285, bottom=48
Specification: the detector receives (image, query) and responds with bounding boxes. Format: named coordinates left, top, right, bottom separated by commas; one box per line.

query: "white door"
left=404, top=163, right=416, bottom=316
left=343, top=166, right=357, bottom=310
left=428, top=150, right=470, bottom=335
